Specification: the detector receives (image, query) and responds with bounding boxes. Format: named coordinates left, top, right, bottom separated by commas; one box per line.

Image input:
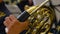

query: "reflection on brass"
left=25, top=5, right=54, bottom=34
left=0, top=11, right=6, bottom=17
left=57, top=26, right=60, bottom=31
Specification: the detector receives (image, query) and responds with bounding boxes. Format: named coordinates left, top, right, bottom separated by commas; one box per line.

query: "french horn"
left=24, top=0, right=55, bottom=34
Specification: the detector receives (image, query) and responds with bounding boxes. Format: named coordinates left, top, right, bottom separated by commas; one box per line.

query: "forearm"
left=7, top=31, right=20, bottom=34
left=7, top=28, right=28, bottom=34
left=6, top=23, right=24, bottom=34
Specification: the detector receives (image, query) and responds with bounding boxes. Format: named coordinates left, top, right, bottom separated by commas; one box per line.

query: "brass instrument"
left=5, top=0, right=55, bottom=34
left=26, top=6, right=54, bottom=34
left=24, top=0, right=55, bottom=34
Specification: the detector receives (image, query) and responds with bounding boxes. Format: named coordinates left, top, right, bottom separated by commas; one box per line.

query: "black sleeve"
left=17, top=0, right=33, bottom=12
left=0, top=2, right=11, bottom=34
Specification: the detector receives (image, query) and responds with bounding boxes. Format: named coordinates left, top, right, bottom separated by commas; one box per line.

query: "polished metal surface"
left=26, top=5, right=55, bottom=34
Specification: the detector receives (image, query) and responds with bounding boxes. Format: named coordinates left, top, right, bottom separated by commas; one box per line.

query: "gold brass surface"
left=25, top=6, right=55, bottom=34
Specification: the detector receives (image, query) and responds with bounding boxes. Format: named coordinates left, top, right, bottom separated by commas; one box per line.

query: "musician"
left=0, top=0, right=33, bottom=34
left=4, top=15, right=29, bottom=34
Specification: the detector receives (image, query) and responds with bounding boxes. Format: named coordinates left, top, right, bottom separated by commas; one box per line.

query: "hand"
left=4, top=15, right=29, bottom=34
left=0, top=0, right=3, bottom=3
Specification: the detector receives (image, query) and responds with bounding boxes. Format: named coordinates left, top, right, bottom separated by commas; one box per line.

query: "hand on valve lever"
left=3, top=5, right=38, bottom=34
left=4, top=15, right=29, bottom=34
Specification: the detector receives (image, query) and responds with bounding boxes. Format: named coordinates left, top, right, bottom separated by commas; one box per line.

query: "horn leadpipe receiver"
left=17, top=0, right=49, bottom=22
